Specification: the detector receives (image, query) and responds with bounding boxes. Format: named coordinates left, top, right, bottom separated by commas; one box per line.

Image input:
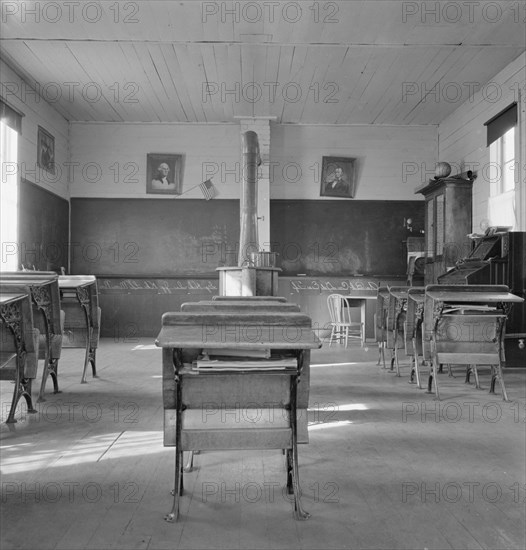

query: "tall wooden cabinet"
left=416, top=175, right=474, bottom=284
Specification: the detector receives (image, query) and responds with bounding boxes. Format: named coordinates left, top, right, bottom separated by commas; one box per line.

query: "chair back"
left=327, top=294, right=353, bottom=325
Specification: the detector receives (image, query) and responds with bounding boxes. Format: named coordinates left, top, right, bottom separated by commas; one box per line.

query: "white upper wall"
left=70, top=121, right=437, bottom=200
left=270, top=124, right=437, bottom=200
left=69, top=122, right=242, bottom=199
left=438, top=52, right=526, bottom=231
left=0, top=60, right=69, bottom=199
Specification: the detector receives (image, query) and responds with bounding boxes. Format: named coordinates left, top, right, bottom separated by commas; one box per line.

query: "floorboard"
left=1, top=339, right=525, bottom=550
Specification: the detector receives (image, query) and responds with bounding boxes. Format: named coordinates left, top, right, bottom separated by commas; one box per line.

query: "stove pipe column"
left=238, top=130, right=261, bottom=266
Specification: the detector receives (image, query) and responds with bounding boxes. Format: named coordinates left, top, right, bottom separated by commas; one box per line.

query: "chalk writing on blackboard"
left=290, top=279, right=379, bottom=294
left=99, top=278, right=218, bottom=294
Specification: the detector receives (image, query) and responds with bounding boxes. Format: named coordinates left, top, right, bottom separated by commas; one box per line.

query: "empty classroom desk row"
left=374, top=284, right=523, bottom=401
left=0, top=272, right=101, bottom=423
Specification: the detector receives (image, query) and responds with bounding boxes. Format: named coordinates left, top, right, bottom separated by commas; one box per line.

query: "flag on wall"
left=199, top=179, right=217, bottom=200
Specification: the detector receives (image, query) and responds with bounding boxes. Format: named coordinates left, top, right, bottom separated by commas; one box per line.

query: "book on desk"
left=193, top=355, right=297, bottom=372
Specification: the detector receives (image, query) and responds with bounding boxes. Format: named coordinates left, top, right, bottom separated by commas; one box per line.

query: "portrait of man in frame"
left=146, top=153, right=184, bottom=195
left=37, top=126, right=56, bottom=175
left=320, top=156, right=356, bottom=198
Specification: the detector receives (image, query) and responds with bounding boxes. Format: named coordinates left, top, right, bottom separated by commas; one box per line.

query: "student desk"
left=424, top=285, right=523, bottom=400
left=0, top=292, right=38, bottom=423
left=180, top=300, right=306, bottom=472
left=375, top=287, right=390, bottom=368
left=155, top=311, right=321, bottom=522
left=0, top=274, right=62, bottom=401
left=58, top=275, right=100, bottom=383
left=386, top=286, right=411, bottom=376
left=404, top=287, right=426, bottom=388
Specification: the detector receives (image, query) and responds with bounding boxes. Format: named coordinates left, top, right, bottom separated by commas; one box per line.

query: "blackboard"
left=270, top=200, right=425, bottom=277
left=19, top=179, right=69, bottom=271
left=70, top=198, right=240, bottom=276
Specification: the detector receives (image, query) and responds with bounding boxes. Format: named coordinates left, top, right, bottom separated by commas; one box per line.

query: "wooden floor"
left=1, top=339, right=525, bottom=550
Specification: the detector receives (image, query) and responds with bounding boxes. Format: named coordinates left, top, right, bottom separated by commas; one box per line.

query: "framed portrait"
left=320, top=156, right=356, bottom=198
left=146, top=153, right=184, bottom=195
left=37, top=126, right=55, bottom=174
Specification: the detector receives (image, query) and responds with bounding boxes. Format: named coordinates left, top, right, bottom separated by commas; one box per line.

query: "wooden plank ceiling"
left=1, top=0, right=524, bottom=124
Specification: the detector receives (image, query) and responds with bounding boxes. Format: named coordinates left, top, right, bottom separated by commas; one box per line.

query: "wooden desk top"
left=388, top=287, right=411, bottom=300
left=156, top=312, right=321, bottom=349
left=0, top=292, right=28, bottom=305
left=343, top=294, right=377, bottom=300
left=58, top=276, right=96, bottom=289
left=0, top=275, right=56, bottom=286
left=213, top=296, right=287, bottom=302
left=426, top=290, right=523, bottom=304
left=216, top=266, right=281, bottom=272
left=408, top=289, right=425, bottom=303
left=182, top=301, right=300, bottom=312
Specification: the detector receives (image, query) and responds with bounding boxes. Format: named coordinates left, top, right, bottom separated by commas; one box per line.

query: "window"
left=485, top=104, right=517, bottom=229
left=490, top=126, right=515, bottom=195
left=0, top=119, right=19, bottom=271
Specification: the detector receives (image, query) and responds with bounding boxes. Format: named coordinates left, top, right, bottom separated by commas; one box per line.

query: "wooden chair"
left=327, top=294, right=364, bottom=348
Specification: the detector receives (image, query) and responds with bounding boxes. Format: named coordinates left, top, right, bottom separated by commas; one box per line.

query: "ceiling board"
left=1, top=1, right=523, bottom=125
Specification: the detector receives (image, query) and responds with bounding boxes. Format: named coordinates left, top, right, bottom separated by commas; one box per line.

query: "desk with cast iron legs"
left=424, top=285, right=523, bottom=400
left=387, top=287, right=412, bottom=376
left=58, top=276, right=100, bottom=384
left=0, top=292, right=38, bottom=423
left=404, top=287, right=426, bottom=388
left=375, top=287, right=390, bottom=368
left=155, top=311, right=321, bottom=522
left=0, top=273, right=62, bottom=401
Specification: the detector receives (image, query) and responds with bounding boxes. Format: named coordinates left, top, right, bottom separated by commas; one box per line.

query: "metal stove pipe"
left=238, top=131, right=261, bottom=266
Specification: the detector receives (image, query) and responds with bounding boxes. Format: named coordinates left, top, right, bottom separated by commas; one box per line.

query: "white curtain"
left=487, top=190, right=516, bottom=229
left=0, top=121, right=19, bottom=271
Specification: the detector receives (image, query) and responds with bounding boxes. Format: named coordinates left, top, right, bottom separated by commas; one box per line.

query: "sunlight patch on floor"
left=308, top=420, right=352, bottom=430
left=311, top=362, right=360, bottom=368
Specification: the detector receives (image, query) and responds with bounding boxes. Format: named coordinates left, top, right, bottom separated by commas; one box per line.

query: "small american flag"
left=199, top=179, right=217, bottom=200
